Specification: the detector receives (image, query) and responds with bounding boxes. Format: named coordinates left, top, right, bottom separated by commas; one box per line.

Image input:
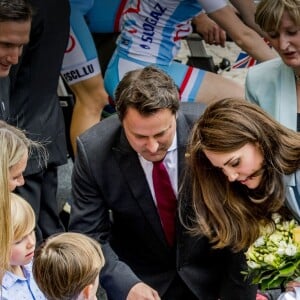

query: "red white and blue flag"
left=232, top=52, right=258, bottom=69
left=232, top=38, right=271, bottom=69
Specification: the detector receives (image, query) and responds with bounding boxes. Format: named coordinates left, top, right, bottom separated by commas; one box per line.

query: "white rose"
left=285, top=244, right=297, bottom=256
left=254, top=236, right=265, bottom=247
left=277, top=247, right=286, bottom=256
left=269, top=232, right=284, bottom=244
left=264, top=253, right=277, bottom=266
left=247, top=261, right=261, bottom=269
left=272, top=213, right=282, bottom=224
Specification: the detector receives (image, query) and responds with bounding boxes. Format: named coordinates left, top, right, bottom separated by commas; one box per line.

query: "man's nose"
left=146, top=137, right=159, bottom=153
left=6, top=47, right=22, bottom=65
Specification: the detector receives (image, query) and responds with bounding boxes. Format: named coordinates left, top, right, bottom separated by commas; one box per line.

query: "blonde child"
left=1, top=193, right=46, bottom=299
left=0, top=119, right=47, bottom=284
left=33, top=232, right=105, bottom=300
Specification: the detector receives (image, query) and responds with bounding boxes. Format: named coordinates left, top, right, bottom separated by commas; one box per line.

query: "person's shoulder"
left=78, top=114, right=121, bottom=148
left=1, top=270, right=18, bottom=293
left=180, top=102, right=206, bottom=116
left=246, top=57, right=285, bottom=86
left=179, top=102, right=206, bottom=121
left=248, top=57, right=282, bottom=74
left=81, top=114, right=120, bottom=137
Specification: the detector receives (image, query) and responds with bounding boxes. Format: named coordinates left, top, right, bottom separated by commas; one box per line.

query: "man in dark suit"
left=69, top=66, right=256, bottom=300
left=9, top=0, right=70, bottom=242
left=0, top=0, right=32, bottom=120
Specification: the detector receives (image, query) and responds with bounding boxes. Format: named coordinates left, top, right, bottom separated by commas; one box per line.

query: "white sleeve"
left=277, top=288, right=300, bottom=300
left=197, top=0, right=227, bottom=14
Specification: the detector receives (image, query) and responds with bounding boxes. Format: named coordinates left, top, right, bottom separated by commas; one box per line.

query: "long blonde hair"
left=0, top=121, right=46, bottom=281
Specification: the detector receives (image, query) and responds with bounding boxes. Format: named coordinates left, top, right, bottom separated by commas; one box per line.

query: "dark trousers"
left=16, top=165, right=65, bottom=244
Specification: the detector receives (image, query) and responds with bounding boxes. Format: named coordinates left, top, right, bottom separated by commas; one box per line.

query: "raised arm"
left=208, top=5, right=276, bottom=61
left=229, top=0, right=265, bottom=37
left=192, top=12, right=227, bottom=47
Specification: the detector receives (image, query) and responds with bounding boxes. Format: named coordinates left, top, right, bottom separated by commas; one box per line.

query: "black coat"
left=9, top=0, right=70, bottom=175
left=0, top=77, right=9, bottom=120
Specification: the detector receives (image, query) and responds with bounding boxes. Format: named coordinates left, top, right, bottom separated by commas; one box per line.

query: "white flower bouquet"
left=243, top=213, right=300, bottom=291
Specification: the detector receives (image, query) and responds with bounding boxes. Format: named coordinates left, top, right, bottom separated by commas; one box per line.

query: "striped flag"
left=232, top=52, right=258, bottom=69
left=233, top=38, right=271, bottom=69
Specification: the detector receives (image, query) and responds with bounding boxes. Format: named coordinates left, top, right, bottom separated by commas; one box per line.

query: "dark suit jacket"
left=69, top=103, right=256, bottom=300
left=9, top=0, right=69, bottom=175
left=0, top=77, right=9, bottom=120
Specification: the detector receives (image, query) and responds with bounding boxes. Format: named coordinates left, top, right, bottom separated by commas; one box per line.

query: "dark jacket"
left=9, top=0, right=69, bottom=175
left=69, top=103, right=256, bottom=300
left=0, top=77, right=9, bottom=120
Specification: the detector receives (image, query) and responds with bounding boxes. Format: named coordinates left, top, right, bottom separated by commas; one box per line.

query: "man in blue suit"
left=69, top=66, right=256, bottom=300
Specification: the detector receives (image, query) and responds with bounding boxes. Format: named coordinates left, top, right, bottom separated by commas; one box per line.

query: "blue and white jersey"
left=61, top=0, right=227, bottom=93
left=62, top=0, right=126, bottom=85
left=117, top=0, right=226, bottom=64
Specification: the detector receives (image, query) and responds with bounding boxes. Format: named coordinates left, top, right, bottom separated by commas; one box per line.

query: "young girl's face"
left=10, top=230, right=36, bottom=266
left=204, top=143, right=264, bottom=189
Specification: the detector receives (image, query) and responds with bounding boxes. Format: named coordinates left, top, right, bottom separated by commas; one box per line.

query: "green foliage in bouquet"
left=243, top=213, right=300, bottom=291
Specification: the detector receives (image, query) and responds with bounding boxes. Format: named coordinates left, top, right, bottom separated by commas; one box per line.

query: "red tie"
left=152, top=160, right=177, bottom=246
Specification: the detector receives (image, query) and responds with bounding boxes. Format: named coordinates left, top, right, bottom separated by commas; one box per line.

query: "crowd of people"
left=1, top=0, right=300, bottom=300
left=62, top=0, right=276, bottom=156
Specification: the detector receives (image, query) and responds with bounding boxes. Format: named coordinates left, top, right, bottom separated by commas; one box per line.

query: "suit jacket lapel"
left=177, top=110, right=192, bottom=179
left=112, top=110, right=195, bottom=247
left=112, top=130, right=167, bottom=245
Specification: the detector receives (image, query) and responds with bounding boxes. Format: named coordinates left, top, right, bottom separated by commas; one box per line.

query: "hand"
left=256, top=291, right=269, bottom=300
left=126, top=282, right=161, bottom=300
left=286, top=280, right=300, bottom=292
left=192, top=13, right=226, bottom=47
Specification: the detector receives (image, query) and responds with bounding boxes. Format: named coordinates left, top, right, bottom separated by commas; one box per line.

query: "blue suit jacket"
left=245, top=57, right=297, bottom=131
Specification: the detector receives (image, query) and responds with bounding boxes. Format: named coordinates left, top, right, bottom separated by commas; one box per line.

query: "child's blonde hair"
left=0, top=120, right=46, bottom=280
left=10, top=192, right=36, bottom=244
left=0, top=122, right=31, bottom=279
left=33, top=232, right=105, bottom=300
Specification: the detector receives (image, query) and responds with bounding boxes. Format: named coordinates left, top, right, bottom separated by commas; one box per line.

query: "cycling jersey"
left=61, top=0, right=125, bottom=85
left=61, top=0, right=227, bottom=101
left=105, top=0, right=227, bottom=101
